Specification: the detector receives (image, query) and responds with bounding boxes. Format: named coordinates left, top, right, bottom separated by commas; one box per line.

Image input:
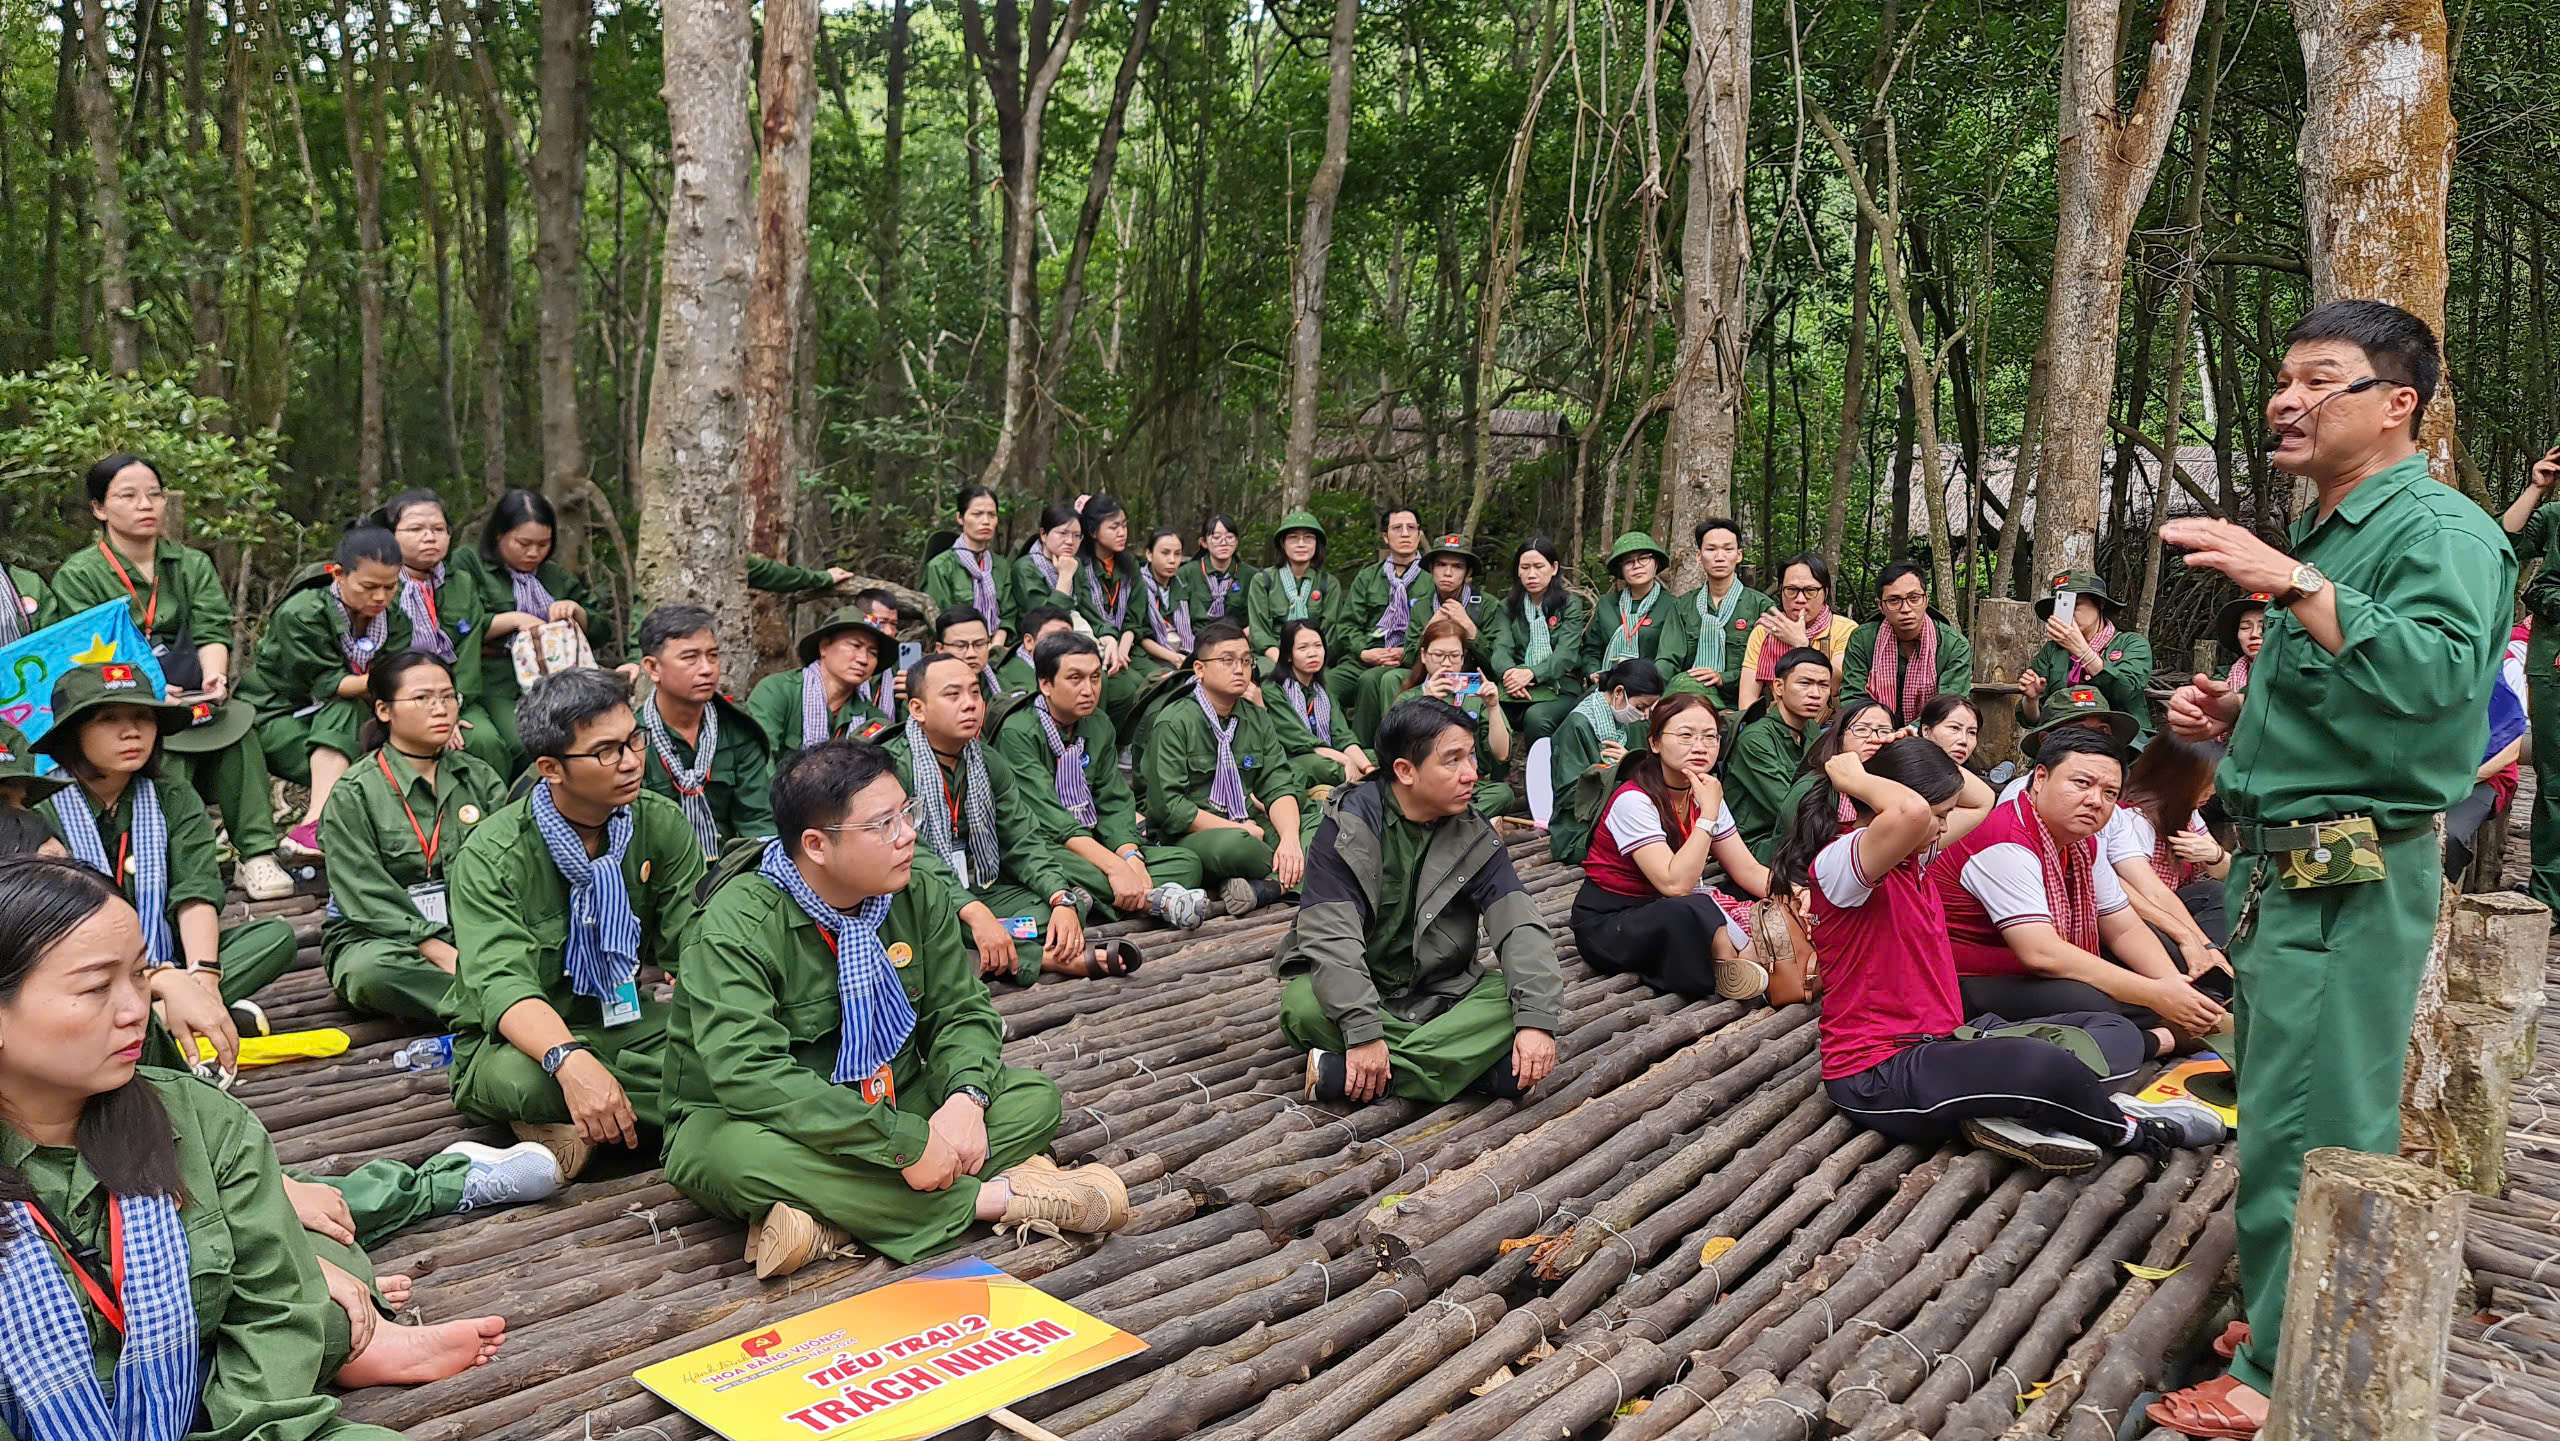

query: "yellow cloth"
left=194, top=1028, right=354, bottom=1067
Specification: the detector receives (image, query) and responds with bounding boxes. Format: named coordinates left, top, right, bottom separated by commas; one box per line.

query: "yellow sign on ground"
left=635, top=1258, right=1146, bottom=1440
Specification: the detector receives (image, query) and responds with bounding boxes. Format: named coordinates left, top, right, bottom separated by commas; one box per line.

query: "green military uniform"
left=1489, top=590, right=1592, bottom=745
left=0, top=1070, right=407, bottom=1440
left=1266, top=674, right=1358, bottom=788
left=883, top=730, right=1084, bottom=982
left=449, top=550, right=619, bottom=759
left=991, top=695, right=1205, bottom=918
left=1073, top=557, right=1147, bottom=731
left=1014, top=551, right=1080, bottom=620
left=639, top=693, right=775, bottom=855
left=44, top=536, right=283, bottom=860
left=663, top=859, right=1062, bottom=1264
left=925, top=541, right=1026, bottom=641
left=1840, top=613, right=1975, bottom=726
left=1137, top=685, right=1316, bottom=884
left=1726, top=709, right=1819, bottom=862
left=1383, top=688, right=1517, bottom=816
left=1658, top=579, right=1776, bottom=713
left=2025, top=570, right=2156, bottom=745
left=444, top=789, right=706, bottom=1131
left=1351, top=569, right=1494, bottom=746
left=234, top=569, right=415, bottom=785
left=992, top=646, right=1039, bottom=704
left=745, top=609, right=899, bottom=763
left=1275, top=778, right=1563, bottom=1102
left=1330, top=555, right=1433, bottom=719
left=1578, top=534, right=1679, bottom=688
left=1173, top=554, right=1259, bottom=628
left=1, top=560, right=49, bottom=640
left=1545, top=700, right=1629, bottom=864
left=2214, top=452, right=2512, bottom=1397
left=35, top=779, right=298, bottom=1008
left=2512, top=502, right=2560, bottom=909
left=396, top=564, right=515, bottom=773
left=1244, top=511, right=1340, bottom=661
left=319, top=745, right=508, bottom=1023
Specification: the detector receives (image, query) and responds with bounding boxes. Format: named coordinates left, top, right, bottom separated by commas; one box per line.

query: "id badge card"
left=858, top=1063, right=897, bottom=1106
left=944, top=849, right=971, bottom=888
left=601, top=976, right=643, bottom=1028
left=406, top=881, right=449, bottom=926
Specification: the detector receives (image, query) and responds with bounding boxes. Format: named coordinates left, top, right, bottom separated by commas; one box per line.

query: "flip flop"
left=1085, top=938, right=1144, bottom=977
left=2146, top=1374, right=2264, bottom=1439
left=2214, top=1318, right=2250, bottom=1361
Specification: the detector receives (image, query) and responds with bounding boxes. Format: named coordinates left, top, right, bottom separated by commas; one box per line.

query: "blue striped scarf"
left=757, top=841, right=913, bottom=1084
left=529, top=783, right=641, bottom=1006
left=0, top=1195, right=198, bottom=1441
left=56, top=782, right=172, bottom=968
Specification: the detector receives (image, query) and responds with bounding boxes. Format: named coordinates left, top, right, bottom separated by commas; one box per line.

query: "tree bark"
left=534, top=0, right=593, bottom=539
left=741, top=0, right=819, bottom=580
left=341, top=0, right=391, bottom=505
left=2134, top=0, right=2227, bottom=633
left=2024, top=0, right=2210, bottom=585
left=1461, top=11, right=1561, bottom=535
left=1664, top=0, right=1753, bottom=587
left=1277, top=0, right=1361, bottom=516
left=474, top=0, right=511, bottom=500
left=76, top=0, right=142, bottom=376
left=2292, top=0, right=2460, bottom=485
left=638, top=0, right=757, bottom=663
left=2263, top=1149, right=2467, bottom=1441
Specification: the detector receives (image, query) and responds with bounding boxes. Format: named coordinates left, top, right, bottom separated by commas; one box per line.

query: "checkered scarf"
left=1033, top=697, right=1097, bottom=827
left=2134, top=804, right=2200, bottom=891
left=336, top=592, right=391, bottom=673
left=57, top=781, right=172, bottom=967
left=640, top=693, right=721, bottom=858
left=508, top=566, right=558, bottom=619
left=0, top=1195, right=198, bottom=1441
left=1754, top=608, right=1835, bottom=681
left=1866, top=616, right=1941, bottom=723
left=2016, top=793, right=2101, bottom=953
left=1570, top=689, right=1626, bottom=750
left=1276, top=568, right=1319, bottom=620
left=529, top=782, right=641, bottom=1005
left=950, top=544, right=1001, bottom=628
left=757, top=840, right=914, bottom=1084
left=1375, top=559, right=1424, bottom=648
left=904, top=716, right=1000, bottom=887
left=1601, top=586, right=1661, bottom=666
left=1689, top=582, right=1741, bottom=674
left=1196, top=690, right=1251, bottom=821
left=1143, top=572, right=1193, bottom=652
left=0, top=569, right=28, bottom=646
left=2224, top=655, right=2249, bottom=692
left=1084, top=560, right=1132, bottom=631
left=1196, top=560, right=1239, bottom=617
left=797, top=662, right=836, bottom=751
left=1029, top=549, right=1063, bottom=594
left=1520, top=597, right=1555, bottom=667
left=399, top=566, right=456, bottom=662
left=2069, top=621, right=2118, bottom=686
left=1283, top=677, right=1332, bottom=745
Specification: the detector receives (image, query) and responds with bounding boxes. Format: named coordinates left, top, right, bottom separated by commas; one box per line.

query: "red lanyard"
left=98, top=542, right=159, bottom=633
left=647, top=738, right=703, bottom=797
left=114, top=829, right=130, bottom=888
left=18, top=1199, right=128, bottom=1332
left=937, top=764, right=961, bottom=831
left=1618, top=592, right=1647, bottom=644
left=408, top=574, right=439, bottom=633
left=379, top=750, right=442, bottom=867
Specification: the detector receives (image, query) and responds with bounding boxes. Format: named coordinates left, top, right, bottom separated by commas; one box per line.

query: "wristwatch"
left=955, top=1084, right=992, bottom=1110
left=2276, top=563, right=2327, bottom=607
left=540, top=1041, right=591, bottom=1075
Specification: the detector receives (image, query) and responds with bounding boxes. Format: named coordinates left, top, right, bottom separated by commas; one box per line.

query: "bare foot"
left=335, top=1316, right=508, bottom=1387
left=376, top=1273, right=414, bottom=1309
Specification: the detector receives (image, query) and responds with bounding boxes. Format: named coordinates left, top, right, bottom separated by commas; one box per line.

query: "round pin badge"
left=888, top=942, right=914, bottom=969
left=460, top=805, right=482, bottom=824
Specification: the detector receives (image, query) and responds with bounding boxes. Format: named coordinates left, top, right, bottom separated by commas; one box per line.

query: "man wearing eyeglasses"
left=1137, top=620, right=1313, bottom=917
left=662, top=739, right=1131, bottom=1279
left=446, top=667, right=709, bottom=1181
left=1841, top=562, right=1973, bottom=726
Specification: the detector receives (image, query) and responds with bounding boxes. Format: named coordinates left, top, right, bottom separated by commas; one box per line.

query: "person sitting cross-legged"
left=886, top=653, right=1110, bottom=981
left=1777, top=738, right=2228, bottom=1175
left=1547, top=659, right=1666, bottom=865
left=1279, top=698, right=1566, bottom=1105
left=635, top=603, right=776, bottom=860
left=993, top=630, right=1210, bottom=929
left=1931, top=728, right=2232, bottom=1048
left=1137, top=620, right=1315, bottom=917
left=1265, top=618, right=1376, bottom=791
left=747, top=606, right=902, bottom=765
left=662, top=741, right=1130, bottom=1278
left=445, top=668, right=707, bottom=1179
left=237, top=525, right=413, bottom=857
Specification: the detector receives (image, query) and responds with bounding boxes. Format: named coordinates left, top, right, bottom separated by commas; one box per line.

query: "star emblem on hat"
left=2068, top=686, right=2099, bottom=705
left=101, top=663, right=139, bottom=688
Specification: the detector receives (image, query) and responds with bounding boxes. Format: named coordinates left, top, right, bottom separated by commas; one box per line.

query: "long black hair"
left=359, top=650, right=457, bottom=754
left=1078, top=493, right=1130, bottom=565
left=1772, top=735, right=1962, bottom=892
left=1023, top=500, right=1082, bottom=557
left=479, top=488, right=558, bottom=569
left=1504, top=536, right=1567, bottom=627
left=1799, top=697, right=1892, bottom=782
left=0, top=857, right=187, bottom=1216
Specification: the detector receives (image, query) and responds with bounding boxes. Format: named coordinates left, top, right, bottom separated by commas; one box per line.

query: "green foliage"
left=0, top=363, right=292, bottom=564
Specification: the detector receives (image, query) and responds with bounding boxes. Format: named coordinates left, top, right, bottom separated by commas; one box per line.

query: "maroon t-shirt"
left=1809, top=829, right=1964, bottom=1081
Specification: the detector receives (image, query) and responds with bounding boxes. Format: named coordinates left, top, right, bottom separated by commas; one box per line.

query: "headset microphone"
left=2258, top=376, right=2385, bottom=454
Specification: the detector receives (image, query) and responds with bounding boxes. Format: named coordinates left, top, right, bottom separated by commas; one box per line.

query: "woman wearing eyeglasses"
left=1735, top=553, right=1856, bottom=714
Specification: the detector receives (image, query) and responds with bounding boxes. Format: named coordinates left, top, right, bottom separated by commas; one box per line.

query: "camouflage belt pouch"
left=2273, top=814, right=2386, bottom=891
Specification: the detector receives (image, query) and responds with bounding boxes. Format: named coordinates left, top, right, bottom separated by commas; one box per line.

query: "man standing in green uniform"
left=1279, top=697, right=1564, bottom=1104
left=1582, top=532, right=1679, bottom=687
left=2149, top=301, right=2514, bottom=1438
left=44, top=453, right=294, bottom=898
left=1840, top=561, right=1975, bottom=725
left=1660, top=518, right=1775, bottom=712
left=635, top=603, right=775, bottom=857
left=2018, top=569, right=2155, bottom=746
left=445, top=668, right=707, bottom=1179
left=235, top=527, right=413, bottom=856
left=992, top=630, right=1210, bottom=928
left=1138, top=620, right=1314, bottom=916
left=745, top=606, right=899, bottom=762
left=885, top=652, right=1098, bottom=982
left=662, top=741, right=1130, bottom=1277
left=2500, top=443, right=2560, bottom=910
left=1726, top=647, right=1835, bottom=861
left=1246, top=511, right=1340, bottom=670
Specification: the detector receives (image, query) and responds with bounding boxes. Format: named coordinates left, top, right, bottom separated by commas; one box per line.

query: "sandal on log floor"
left=2146, top=1374, right=2264, bottom=1439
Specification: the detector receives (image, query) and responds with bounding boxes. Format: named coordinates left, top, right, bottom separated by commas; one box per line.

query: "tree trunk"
left=534, top=0, right=593, bottom=541
left=2134, top=0, right=2227, bottom=633
left=1277, top=0, right=1361, bottom=516
left=2292, top=0, right=2459, bottom=484
left=742, top=0, right=818, bottom=582
left=76, top=0, right=142, bottom=376
left=1663, top=0, right=1752, bottom=588
left=2263, top=1149, right=2467, bottom=1441
left=638, top=0, right=757, bottom=663
left=341, top=0, right=390, bottom=505
left=1462, top=11, right=1561, bottom=535
left=2025, top=0, right=2210, bottom=585
left=475, top=0, right=511, bottom=500
left=869, top=0, right=911, bottom=462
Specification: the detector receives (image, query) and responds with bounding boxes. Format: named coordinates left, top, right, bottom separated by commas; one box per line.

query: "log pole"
left=2262, top=1148, right=2468, bottom=1441
left=1968, top=597, right=2037, bottom=764
left=2403, top=888, right=2548, bottom=1195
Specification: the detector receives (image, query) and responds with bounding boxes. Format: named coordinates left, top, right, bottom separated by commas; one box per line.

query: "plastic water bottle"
left=392, top=1034, right=456, bottom=1071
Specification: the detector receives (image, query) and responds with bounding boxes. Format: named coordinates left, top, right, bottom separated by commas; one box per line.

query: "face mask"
left=1611, top=701, right=1648, bottom=727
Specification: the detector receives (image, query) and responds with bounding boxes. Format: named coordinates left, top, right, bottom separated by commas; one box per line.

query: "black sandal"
left=1085, top=937, right=1145, bottom=977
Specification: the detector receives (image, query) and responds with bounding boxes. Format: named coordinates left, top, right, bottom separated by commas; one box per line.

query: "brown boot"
left=508, top=1122, right=592, bottom=1182
left=995, top=1160, right=1131, bottom=1241
left=746, top=1203, right=858, bottom=1280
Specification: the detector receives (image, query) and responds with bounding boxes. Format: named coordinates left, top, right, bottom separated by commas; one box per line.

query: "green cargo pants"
left=959, top=878, right=1071, bottom=984
left=169, top=728, right=283, bottom=860
left=218, top=915, right=299, bottom=1007
left=449, top=1009, right=670, bottom=1134
left=1168, top=806, right=1324, bottom=886
left=2224, top=828, right=2440, bottom=1395
left=1277, top=970, right=1518, bottom=1105
left=2528, top=630, right=2560, bottom=908
left=664, top=1065, right=1062, bottom=1264
left=253, top=699, right=368, bottom=787
left=325, top=937, right=455, bottom=1026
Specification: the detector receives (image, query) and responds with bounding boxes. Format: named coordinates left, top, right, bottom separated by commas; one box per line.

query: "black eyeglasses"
left=559, top=733, right=648, bottom=765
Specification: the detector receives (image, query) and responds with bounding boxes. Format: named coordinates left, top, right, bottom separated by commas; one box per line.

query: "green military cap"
left=1605, top=531, right=1672, bottom=575
left=2020, top=682, right=2140, bottom=757
left=1269, top=510, right=1328, bottom=557
left=2213, top=590, right=2275, bottom=655
left=1420, top=531, right=1483, bottom=573
left=0, top=720, right=68, bottom=801
left=2033, top=568, right=2125, bottom=619
left=796, top=606, right=900, bottom=669
left=35, top=662, right=208, bottom=761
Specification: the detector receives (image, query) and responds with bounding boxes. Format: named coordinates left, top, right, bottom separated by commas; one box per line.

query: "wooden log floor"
left=214, top=823, right=2560, bottom=1441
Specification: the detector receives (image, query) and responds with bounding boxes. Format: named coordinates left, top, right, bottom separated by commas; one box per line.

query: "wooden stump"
left=1969, top=597, right=2038, bottom=765
left=2263, top=1148, right=2467, bottom=1441
left=2403, top=887, right=2548, bottom=1195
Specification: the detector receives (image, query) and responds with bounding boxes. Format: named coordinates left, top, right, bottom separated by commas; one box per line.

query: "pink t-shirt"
left=1810, top=829, right=1965, bottom=1081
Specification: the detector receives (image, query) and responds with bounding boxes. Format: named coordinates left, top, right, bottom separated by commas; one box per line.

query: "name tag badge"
left=858, top=1063, right=897, bottom=1106
left=601, top=977, right=643, bottom=1029
left=407, top=881, right=449, bottom=926
left=944, top=850, right=971, bottom=889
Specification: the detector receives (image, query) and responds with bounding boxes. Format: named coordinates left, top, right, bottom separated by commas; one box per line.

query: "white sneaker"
left=235, top=854, right=294, bottom=901
left=1960, top=1115, right=2104, bottom=1174
left=2115, top=1093, right=2230, bottom=1147
left=1150, top=883, right=1208, bottom=930
left=442, top=1140, right=567, bottom=1212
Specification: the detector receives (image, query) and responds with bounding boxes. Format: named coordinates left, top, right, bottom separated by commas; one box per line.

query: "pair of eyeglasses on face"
left=826, top=796, right=927, bottom=841
left=1846, top=723, right=1898, bottom=741
left=1782, top=584, right=1826, bottom=599
left=560, top=732, right=649, bottom=765
left=392, top=691, right=462, bottom=710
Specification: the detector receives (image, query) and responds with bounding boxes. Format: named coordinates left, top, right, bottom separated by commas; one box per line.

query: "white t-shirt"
left=1603, top=789, right=1737, bottom=858
left=2100, top=806, right=2207, bottom=870
left=1958, top=840, right=2128, bottom=930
